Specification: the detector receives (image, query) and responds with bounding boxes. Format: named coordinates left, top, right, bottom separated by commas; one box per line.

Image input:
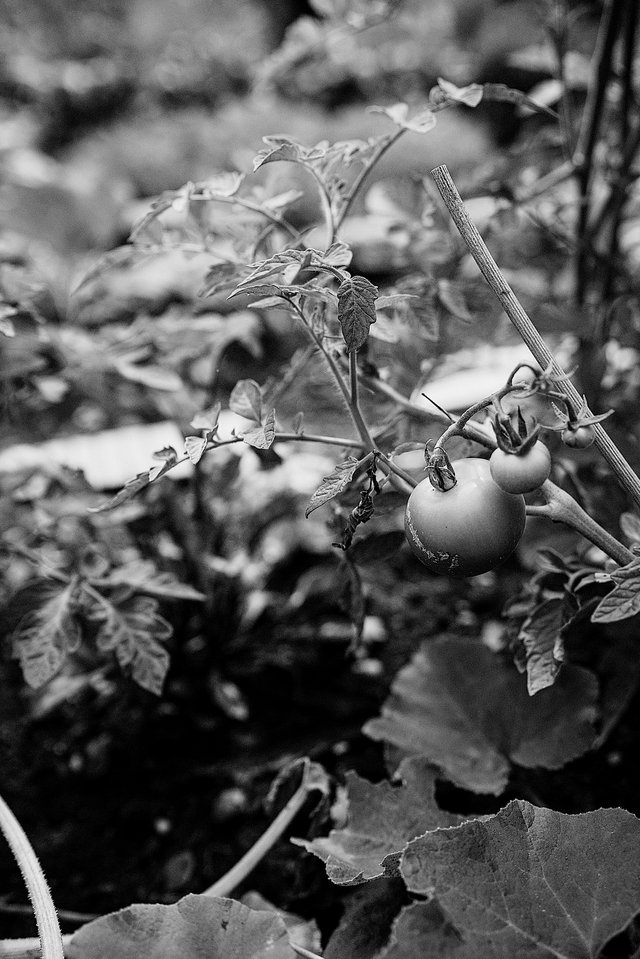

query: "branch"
left=0, top=795, right=64, bottom=959
left=430, top=163, right=640, bottom=510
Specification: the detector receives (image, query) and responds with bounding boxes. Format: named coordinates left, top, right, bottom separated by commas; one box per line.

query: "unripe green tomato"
left=489, top=441, right=551, bottom=494
left=404, top=457, right=526, bottom=577
left=561, top=425, right=595, bottom=449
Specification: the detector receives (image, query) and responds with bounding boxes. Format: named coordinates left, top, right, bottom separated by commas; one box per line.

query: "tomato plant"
left=489, top=441, right=552, bottom=493
left=404, top=457, right=526, bottom=577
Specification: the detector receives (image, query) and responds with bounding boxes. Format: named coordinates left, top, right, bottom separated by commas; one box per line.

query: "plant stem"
left=527, top=480, right=633, bottom=566
left=0, top=795, right=64, bottom=959
left=289, top=301, right=376, bottom=449
left=334, top=130, right=403, bottom=231
left=430, top=163, right=640, bottom=510
left=573, top=0, right=626, bottom=302
left=202, top=762, right=324, bottom=898
left=0, top=937, right=72, bottom=959
left=291, top=945, right=323, bottom=959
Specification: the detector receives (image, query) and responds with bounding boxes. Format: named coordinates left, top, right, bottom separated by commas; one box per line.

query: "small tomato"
left=561, top=424, right=595, bottom=449
left=404, top=457, right=526, bottom=577
left=489, top=442, right=551, bottom=494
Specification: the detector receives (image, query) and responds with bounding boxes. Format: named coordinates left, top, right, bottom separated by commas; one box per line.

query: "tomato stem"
left=528, top=480, right=633, bottom=566
left=431, top=163, right=640, bottom=510
left=202, top=759, right=326, bottom=898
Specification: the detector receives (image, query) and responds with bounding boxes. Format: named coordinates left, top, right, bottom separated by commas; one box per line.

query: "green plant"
left=5, top=1, right=640, bottom=957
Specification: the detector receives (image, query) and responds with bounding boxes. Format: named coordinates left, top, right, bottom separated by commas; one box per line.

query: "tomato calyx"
left=491, top=405, right=541, bottom=456
left=425, top=441, right=457, bottom=491
left=550, top=394, right=613, bottom=445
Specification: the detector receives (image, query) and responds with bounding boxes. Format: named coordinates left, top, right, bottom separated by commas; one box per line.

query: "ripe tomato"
left=561, top=425, right=595, bottom=449
left=489, top=442, right=551, bottom=494
left=404, top=458, right=526, bottom=577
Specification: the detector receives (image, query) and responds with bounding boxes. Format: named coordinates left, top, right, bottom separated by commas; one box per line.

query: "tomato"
left=404, top=458, right=526, bottom=577
left=561, top=425, right=595, bottom=449
left=489, top=442, right=551, bottom=494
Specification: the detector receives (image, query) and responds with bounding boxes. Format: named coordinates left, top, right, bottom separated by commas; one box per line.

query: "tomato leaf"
left=241, top=408, right=276, bottom=449
left=402, top=800, right=640, bottom=958
left=10, top=580, right=81, bottom=688
left=90, top=453, right=177, bottom=512
left=436, top=77, right=484, bottom=107
left=229, top=378, right=263, bottom=422
left=363, top=636, right=598, bottom=794
left=67, top=894, right=296, bottom=959
left=305, top=456, right=360, bottom=517
left=83, top=592, right=172, bottom=695
left=518, top=596, right=566, bottom=695
left=337, top=276, right=378, bottom=352
left=295, top=757, right=461, bottom=885
left=591, top=557, right=640, bottom=622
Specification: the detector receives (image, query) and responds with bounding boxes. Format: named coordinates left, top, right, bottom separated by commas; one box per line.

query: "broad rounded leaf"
left=402, top=800, right=640, bottom=959
left=229, top=379, right=263, bottom=422
left=363, top=637, right=598, bottom=794
left=67, top=894, right=296, bottom=959
left=295, top=757, right=460, bottom=884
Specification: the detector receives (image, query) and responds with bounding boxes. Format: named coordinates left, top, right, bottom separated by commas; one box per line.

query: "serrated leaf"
left=11, top=580, right=80, bottom=688
left=337, top=276, right=378, bottom=352
left=305, top=456, right=360, bottom=517
left=402, top=800, right=640, bottom=959
left=241, top=408, right=276, bottom=449
left=67, top=894, right=296, bottom=959
left=84, top=592, right=172, bottom=695
left=363, top=636, right=598, bottom=794
left=324, top=878, right=408, bottom=959
left=518, top=596, right=565, bottom=695
left=591, top=558, right=640, bottom=622
left=89, top=455, right=176, bottom=512
left=295, top=757, right=461, bottom=885
left=229, top=378, right=263, bottom=421
left=93, top=560, right=205, bottom=602
left=198, top=262, right=241, bottom=299
left=437, top=77, right=484, bottom=107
